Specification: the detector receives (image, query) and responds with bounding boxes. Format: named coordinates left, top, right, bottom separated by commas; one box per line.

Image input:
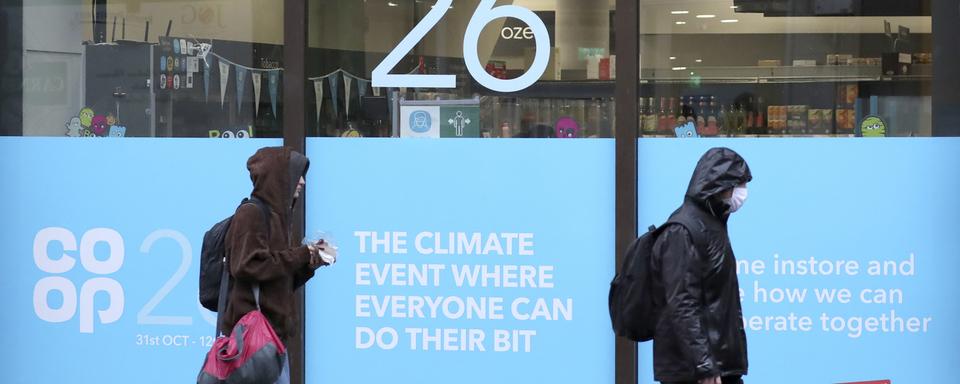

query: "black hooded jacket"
left=650, top=147, right=752, bottom=382
left=223, top=146, right=313, bottom=342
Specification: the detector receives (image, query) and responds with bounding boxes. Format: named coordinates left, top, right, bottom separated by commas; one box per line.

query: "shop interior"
left=17, top=0, right=933, bottom=138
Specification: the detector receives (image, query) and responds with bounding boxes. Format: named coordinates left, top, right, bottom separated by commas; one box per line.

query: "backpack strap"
left=245, top=196, right=272, bottom=240
left=660, top=217, right=709, bottom=260
left=215, top=197, right=273, bottom=336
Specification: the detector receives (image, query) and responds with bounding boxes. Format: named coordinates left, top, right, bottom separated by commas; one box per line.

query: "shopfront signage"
left=501, top=26, right=534, bottom=40
left=304, top=139, right=615, bottom=384
left=372, top=0, right=550, bottom=93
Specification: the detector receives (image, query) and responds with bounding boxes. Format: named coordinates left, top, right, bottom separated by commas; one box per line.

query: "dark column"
left=0, top=0, right=23, bottom=136
left=284, top=0, right=307, bottom=382
left=932, top=0, right=960, bottom=136
left=614, top=0, right=639, bottom=383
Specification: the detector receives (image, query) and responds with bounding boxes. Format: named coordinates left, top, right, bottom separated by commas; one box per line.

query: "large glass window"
left=4, top=0, right=284, bottom=138
left=306, top=0, right=616, bottom=138
left=637, top=0, right=935, bottom=138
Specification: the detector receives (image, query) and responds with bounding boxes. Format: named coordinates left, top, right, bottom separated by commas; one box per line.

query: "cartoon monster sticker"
left=106, top=114, right=117, bottom=126
left=108, top=125, right=127, bottom=137
left=208, top=128, right=252, bottom=138
left=341, top=128, right=362, bottom=138
left=555, top=117, right=580, bottom=138
left=675, top=121, right=700, bottom=138
left=90, top=115, right=109, bottom=137
left=79, top=108, right=95, bottom=128
left=860, top=115, right=887, bottom=138
left=65, top=117, right=82, bottom=137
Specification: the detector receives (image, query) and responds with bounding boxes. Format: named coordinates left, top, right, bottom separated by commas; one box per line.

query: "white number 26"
left=372, top=0, right=550, bottom=93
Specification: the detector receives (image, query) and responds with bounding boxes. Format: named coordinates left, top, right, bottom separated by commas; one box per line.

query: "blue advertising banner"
left=0, top=137, right=280, bottom=383
left=304, top=138, right=615, bottom=384
left=637, top=138, right=960, bottom=383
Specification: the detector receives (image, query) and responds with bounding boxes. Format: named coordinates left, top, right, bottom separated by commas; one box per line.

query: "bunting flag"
left=204, top=57, right=213, bottom=103
left=358, top=79, right=369, bottom=98
left=268, top=71, right=280, bottom=117
left=372, top=87, right=381, bottom=97
left=219, top=61, right=230, bottom=108
left=252, top=72, right=262, bottom=116
left=357, top=79, right=369, bottom=115
left=343, top=75, right=353, bottom=118
left=329, top=71, right=340, bottom=118
left=313, top=78, right=324, bottom=125
left=387, top=89, right=395, bottom=131
left=236, top=67, right=248, bottom=113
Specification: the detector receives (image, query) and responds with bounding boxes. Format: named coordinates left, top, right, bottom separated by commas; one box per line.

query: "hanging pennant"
left=219, top=61, right=230, bottom=108
left=343, top=74, right=353, bottom=118
left=372, top=87, right=381, bottom=97
left=236, top=66, right=248, bottom=113
left=268, top=71, right=280, bottom=118
left=313, top=78, right=324, bottom=125
left=329, top=71, right=340, bottom=118
left=387, top=89, right=395, bottom=130
left=204, top=57, right=213, bottom=103
left=357, top=79, right=369, bottom=98
left=252, top=72, right=263, bottom=116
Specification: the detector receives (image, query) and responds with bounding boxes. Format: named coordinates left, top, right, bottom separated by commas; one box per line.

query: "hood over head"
left=685, top=147, right=752, bottom=207
left=247, top=146, right=310, bottom=218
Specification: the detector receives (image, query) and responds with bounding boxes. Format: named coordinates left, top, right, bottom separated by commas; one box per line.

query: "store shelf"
left=476, top=80, right=614, bottom=98
left=473, top=64, right=931, bottom=99
left=640, top=64, right=932, bottom=85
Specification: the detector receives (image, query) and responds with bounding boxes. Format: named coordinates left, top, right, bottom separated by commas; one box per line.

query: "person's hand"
left=307, top=243, right=328, bottom=269
left=698, top=376, right=721, bottom=384
left=307, top=240, right=337, bottom=269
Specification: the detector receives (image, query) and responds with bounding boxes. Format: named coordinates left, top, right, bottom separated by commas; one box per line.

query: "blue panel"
left=637, top=138, right=960, bottom=383
left=0, top=137, right=281, bottom=383
left=305, top=138, right=616, bottom=384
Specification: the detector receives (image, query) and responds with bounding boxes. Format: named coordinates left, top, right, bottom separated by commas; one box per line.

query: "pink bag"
left=198, top=286, right=285, bottom=384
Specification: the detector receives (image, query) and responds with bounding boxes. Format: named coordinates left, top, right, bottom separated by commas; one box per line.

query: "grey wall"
left=22, top=0, right=85, bottom=136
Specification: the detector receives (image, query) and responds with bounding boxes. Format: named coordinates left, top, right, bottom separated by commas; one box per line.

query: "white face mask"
left=725, top=186, right=748, bottom=213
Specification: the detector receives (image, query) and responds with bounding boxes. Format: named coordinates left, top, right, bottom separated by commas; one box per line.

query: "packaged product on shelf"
left=787, top=105, right=809, bottom=133
left=846, top=84, right=858, bottom=105
left=808, top=109, right=822, bottom=133
left=599, top=57, right=613, bottom=80
left=822, top=109, right=835, bottom=133
left=836, top=109, right=856, bottom=131
left=758, top=59, right=782, bottom=67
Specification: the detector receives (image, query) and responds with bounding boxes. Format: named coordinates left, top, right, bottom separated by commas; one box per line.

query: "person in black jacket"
left=651, top=147, right=752, bottom=384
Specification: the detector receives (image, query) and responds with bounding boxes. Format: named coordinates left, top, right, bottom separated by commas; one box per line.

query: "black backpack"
left=199, top=197, right=271, bottom=313
left=609, top=220, right=699, bottom=342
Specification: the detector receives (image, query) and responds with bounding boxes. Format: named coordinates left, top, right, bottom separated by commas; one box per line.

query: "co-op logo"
left=33, top=227, right=198, bottom=333
left=33, top=227, right=125, bottom=333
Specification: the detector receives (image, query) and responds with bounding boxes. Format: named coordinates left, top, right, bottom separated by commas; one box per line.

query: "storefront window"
left=3, top=0, right=284, bottom=138
left=637, top=0, right=936, bottom=138
left=306, top=0, right=616, bottom=138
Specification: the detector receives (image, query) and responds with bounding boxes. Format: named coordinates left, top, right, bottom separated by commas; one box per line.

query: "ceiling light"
left=721, top=19, right=739, bottom=23
left=690, top=72, right=695, bottom=75
left=730, top=5, right=739, bottom=9
left=695, top=59, right=702, bottom=63
left=669, top=56, right=677, bottom=60
left=671, top=10, right=689, bottom=14
left=675, top=21, right=686, bottom=25
left=672, top=66, right=687, bottom=71
left=387, top=1, right=398, bottom=6
left=696, top=14, right=716, bottom=18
